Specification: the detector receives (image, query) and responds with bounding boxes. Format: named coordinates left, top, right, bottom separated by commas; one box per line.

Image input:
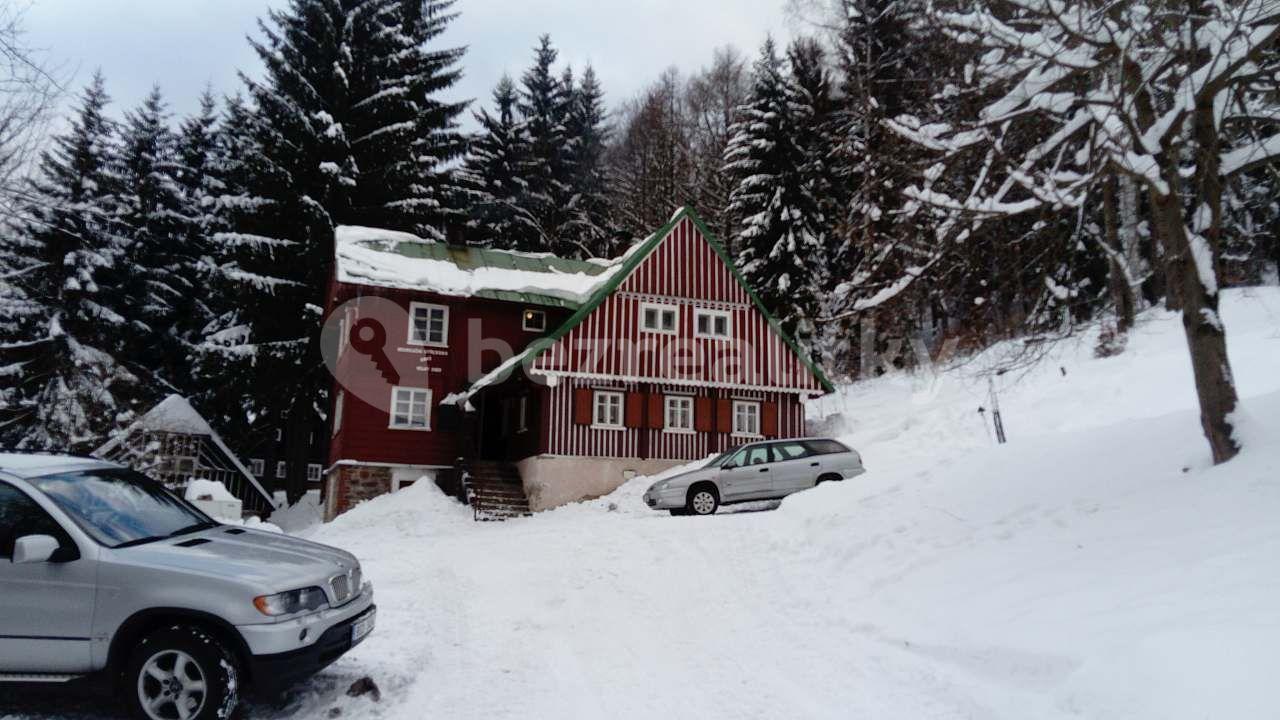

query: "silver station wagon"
left=643, top=437, right=865, bottom=516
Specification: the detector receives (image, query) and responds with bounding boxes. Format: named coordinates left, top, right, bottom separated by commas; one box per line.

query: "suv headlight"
left=253, top=586, right=329, bottom=616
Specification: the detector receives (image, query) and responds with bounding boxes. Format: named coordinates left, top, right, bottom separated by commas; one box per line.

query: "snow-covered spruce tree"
left=562, top=65, right=616, bottom=258
left=201, top=0, right=466, bottom=487
left=170, top=90, right=227, bottom=374
left=0, top=73, right=141, bottom=451
left=347, top=0, right=468, bottom=235
left=458, top=75, right=532, bottom=248
left=509, top=34, right=575, bottom=254
left=112, top=86, right=192, bottom=391
left=724, top=38, right=827, bottom=351
left=890, top=0, right=1280, bottom=463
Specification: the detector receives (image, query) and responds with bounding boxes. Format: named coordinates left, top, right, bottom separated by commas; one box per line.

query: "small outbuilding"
left=95, top=394, right=277, bottom=517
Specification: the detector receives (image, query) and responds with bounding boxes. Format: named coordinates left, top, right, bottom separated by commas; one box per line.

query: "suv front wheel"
left=125, top=625, right=241, bottom=720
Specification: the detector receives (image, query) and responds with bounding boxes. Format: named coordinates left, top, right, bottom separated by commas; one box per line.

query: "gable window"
left=250, top=458, right=264, bottom=477
left=408, top=302, right=449, bottom=346
left=732, top=400, right=761, bottom=437
left=390, top=386, right=432, bottom=430
left=522, top=309, right=546, bottom=332
left=664, top=395, right=694, bottom=432
left=306, top=463, right=322, bottom=482
left=276, top=461, right=287, bottom=479
left=592, top=390, right=624, bottom=429
left=694, top=309, right=732, bottom=339
left=639, top=302, right=679, bottom=334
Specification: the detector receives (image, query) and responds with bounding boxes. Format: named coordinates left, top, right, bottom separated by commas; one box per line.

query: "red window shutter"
left=761, top=401, right=779, bottom=437
left=647, top=393, right=664, bottom=429
left=694, top=397, right=712, bottom=432
left=573, top=388, right=593, bottom=425
left=716, top=398, right=732, bottom=431
left=625, top=392, right=645, bottom=428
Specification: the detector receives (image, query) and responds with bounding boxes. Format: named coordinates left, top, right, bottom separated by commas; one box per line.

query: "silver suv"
left=643, top=438, right=865, bottom=516
left=0, top=454, right=375, bottom=720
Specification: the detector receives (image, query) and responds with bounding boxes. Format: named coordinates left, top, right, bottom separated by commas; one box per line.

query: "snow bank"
left=271, top=489, right=323, bottom=534
left=183, top=478, right=237, bottom=503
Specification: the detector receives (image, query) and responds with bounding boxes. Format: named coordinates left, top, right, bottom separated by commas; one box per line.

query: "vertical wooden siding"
left=532, top=218, right=825, bottom=394
left=545, top=378, right=807, bottom=459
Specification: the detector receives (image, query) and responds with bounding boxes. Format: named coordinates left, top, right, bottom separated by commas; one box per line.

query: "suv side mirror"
left=13, top=534, right=60, bottom=564
left=720, top=463, right=736, bottom=471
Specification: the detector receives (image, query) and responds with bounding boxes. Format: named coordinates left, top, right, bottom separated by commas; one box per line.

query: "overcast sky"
left=25, top=0, right=797, bottom=129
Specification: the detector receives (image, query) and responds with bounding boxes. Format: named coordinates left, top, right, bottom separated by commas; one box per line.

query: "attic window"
left=694, top=309, right=731, bottom=339
left=640, top=302, right=679, bottom=334
left=523, top=309, right=546, bottom=332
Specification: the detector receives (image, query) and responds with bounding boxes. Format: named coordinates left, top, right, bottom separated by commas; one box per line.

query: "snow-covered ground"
left=5, top=288, right=1279, bottom=720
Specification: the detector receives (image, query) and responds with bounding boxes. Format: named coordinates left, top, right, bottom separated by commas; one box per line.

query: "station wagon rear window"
left=803, top=439, right=851, bottom=455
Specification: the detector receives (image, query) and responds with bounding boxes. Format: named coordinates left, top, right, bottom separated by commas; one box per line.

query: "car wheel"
left=815, top=473, right=843, bottom=485
left=125, top=625, right=240, bottom=720
left=686, top=485, right=719, bottom=516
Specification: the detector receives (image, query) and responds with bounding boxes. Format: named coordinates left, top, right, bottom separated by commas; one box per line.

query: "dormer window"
left=522, top=309, right=546, bottom=332
left=640, top=302, right=678, bottom=334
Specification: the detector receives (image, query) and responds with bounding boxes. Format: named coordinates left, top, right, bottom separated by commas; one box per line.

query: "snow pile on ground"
left=271, top=489, right=323, bottom=535
left=183, top=478, right=237, bottom=503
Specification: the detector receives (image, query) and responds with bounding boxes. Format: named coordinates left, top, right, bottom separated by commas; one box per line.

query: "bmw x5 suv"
left=0, top=454, right=375, bottom=720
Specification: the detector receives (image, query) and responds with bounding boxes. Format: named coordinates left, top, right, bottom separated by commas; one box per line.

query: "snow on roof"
left=129, top=394, right=216, bottom=436
left=94, top=394, right=278, bottom=509
left=334, top=225, right=628, bottom=307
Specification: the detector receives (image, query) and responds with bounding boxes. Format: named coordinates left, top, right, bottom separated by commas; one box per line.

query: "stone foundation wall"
left=323, top=465, right=392, bottom=521
left=516, top=455, right=685, bottom=512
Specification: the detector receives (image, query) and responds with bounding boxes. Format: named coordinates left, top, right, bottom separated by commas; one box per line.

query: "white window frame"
left=664, top=395, right=694, bottom=433
left=250, top=458, right=264, bottom=477
left=276, top=461, right=287, bottom=479
left=592, top=390, right=625, bottom=429
left=306, top=463, right=322, bottom=482
left=517, top=395, right=529, bottom=433
left=732, top=400, right=762, bottom=438
left=639, top=301, right=679, bottom=335
left=522, top=308, right=546, bottom=332
left=389, top=386, right=433, bottom=430
left=694, top=308, right=732, bottom=340
left=408, top=302, right=449, bottom=347
left=275, top=428, right=282, bottom=442
left=332, top=391, right=344, bottom=436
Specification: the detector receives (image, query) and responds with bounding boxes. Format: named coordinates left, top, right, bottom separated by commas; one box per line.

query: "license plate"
left=350, top=609, right=375, bottom=644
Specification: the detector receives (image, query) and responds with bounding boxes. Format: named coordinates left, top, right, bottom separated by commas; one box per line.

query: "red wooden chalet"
left=322, top=207, right=833, bottom=518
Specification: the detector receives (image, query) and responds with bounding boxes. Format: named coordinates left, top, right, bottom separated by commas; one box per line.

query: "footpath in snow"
left=4, top=288, right=1278, bottom=720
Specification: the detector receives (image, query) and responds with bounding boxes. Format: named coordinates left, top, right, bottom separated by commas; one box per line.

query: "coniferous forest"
left=1, top=0, right=1277, bottom=466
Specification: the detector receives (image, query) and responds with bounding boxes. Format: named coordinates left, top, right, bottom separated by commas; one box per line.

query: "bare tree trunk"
left=1102, top=174, right=1136, bottom=331
left=1150, top=168, right=1240, bottom=464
